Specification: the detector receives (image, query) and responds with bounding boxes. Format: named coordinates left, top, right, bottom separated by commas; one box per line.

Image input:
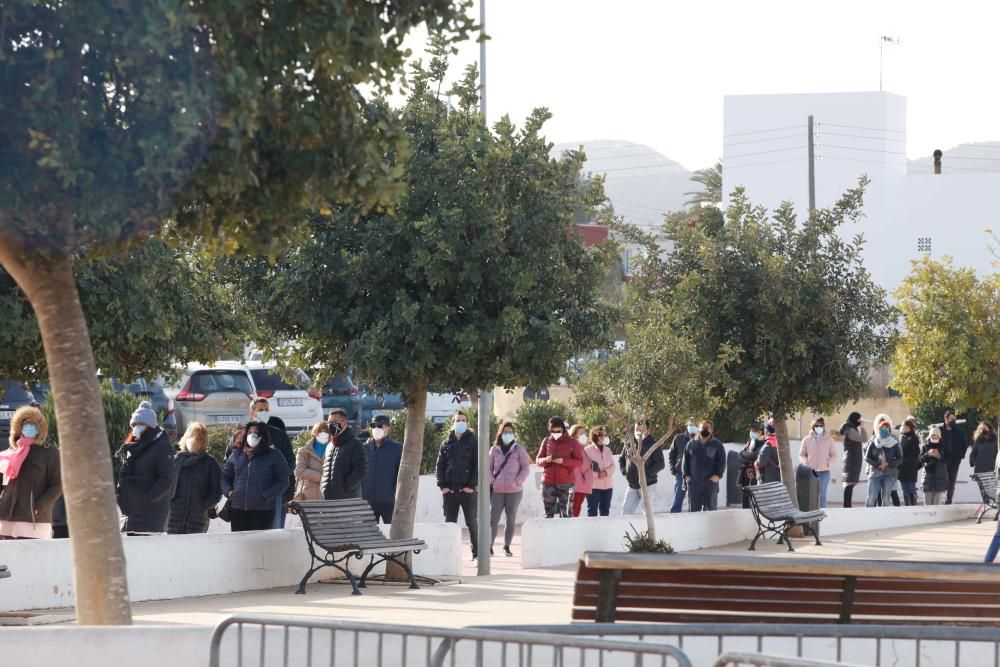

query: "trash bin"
left=796, top=464, right=820, bottom=534
left=726, top=450, right=741, bottom=506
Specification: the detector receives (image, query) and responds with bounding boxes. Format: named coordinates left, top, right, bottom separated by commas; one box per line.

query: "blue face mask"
left=454, top=421, right=468, bottom=435
left=132, top=425, right=146, bottom=439
left=879, top=427, right=890, bottom=438
left=21, top=424, right=39, bottom=439
left=687, top=426, right=698, bottom=435
left=501, top=432, right=515, bottom=445
left=749, top=431, right=759, bottom=441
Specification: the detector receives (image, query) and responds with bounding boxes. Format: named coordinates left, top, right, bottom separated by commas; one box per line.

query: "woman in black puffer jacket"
left=221, top=420, right=289, bottom=532
left=168, top=422, right=222, bottom=534
left=116, top=402, right=175, bottom=534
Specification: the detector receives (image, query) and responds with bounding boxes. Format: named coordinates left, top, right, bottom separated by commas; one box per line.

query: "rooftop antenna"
left=880, top=36, right=902, bottom=91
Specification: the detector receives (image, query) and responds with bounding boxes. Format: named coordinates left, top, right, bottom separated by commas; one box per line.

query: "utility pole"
left=807, top=115, right=816, bottom=213
left=476, top=0, right=492, bottom=578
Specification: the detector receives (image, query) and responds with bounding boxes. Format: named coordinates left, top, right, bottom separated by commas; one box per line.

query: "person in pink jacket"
left=569, top=425, right=594, bottom=517
left=489, top=421, right=531, bottom=557
left=584, top=425, right=616, bottom=516
left=799, top=416, right=839, bottom=508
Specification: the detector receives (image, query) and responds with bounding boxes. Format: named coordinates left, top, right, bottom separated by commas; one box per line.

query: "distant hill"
left=908, top=142, right=1000, bottom=174
left=553, top=140, right=696, bottom=229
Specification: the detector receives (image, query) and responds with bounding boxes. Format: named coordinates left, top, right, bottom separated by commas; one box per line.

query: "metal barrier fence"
left=207, top=615, right=694, bottom=667
left=478, top=624, right=1000, bottom=667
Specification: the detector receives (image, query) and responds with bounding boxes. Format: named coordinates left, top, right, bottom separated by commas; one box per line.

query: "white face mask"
left=372, top=427, right=386, bottom=440
left=131, top=425, right=146, bottom=439
left=814, top=427, right=825, bottom=436
left=634, top=431, right=643, bottom=441
left=315, top=432, right=331, bottom=444
left=247, top=433, right=262, bottom=448
left=600, top=436, right=610, bottom=446
left=255, top=411, right=270, bottom=423
left=550, top=431, right=563, bottom=439
left=577, top=434, right=588, bottom=445
left=501, top=432, right=515, bottom=445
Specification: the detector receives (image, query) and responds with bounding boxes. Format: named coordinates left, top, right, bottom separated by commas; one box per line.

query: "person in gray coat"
left=116, top=401, right=175, bottom=535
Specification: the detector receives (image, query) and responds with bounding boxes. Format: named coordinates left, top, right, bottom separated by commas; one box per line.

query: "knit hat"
left=928, top=425, right=942, bottom=440
left=130, top=401, right=158, bottom=428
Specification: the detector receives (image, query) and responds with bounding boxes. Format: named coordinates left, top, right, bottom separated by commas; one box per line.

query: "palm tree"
left=684, top=160, right=723, bottom=208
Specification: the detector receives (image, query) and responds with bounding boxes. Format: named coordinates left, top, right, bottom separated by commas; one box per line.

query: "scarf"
left=313, top=441, right=326, bottom=458
left=878, top=434, right=896, bottom=448
left=0, top=438, right=36, bottom=482
left=500, top=443, right=513, bottom=455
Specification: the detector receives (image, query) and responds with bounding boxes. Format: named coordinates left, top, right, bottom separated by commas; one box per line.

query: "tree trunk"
left=386, top=375, right=429, bottom=582
left=636, top=455, right=655, bottom=541
left=774, top=417, right=797, bottom=500
left=0, top=245, right=132, bottom=624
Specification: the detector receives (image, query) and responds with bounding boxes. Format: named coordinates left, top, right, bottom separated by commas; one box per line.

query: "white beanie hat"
left=130, top=401, right=158, bottom=428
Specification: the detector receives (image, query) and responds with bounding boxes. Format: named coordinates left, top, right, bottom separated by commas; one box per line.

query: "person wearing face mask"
left=838, top=412, right=866, bottom=508
left=940, top=410, right=969, bottom=504
left=437, top=411, right=479, bottom=558
left=489, top=422, right=530, bottom=556
left=568, top=425, right=594, bottom=517
left=896, top=418, right=923, bottom=506
left=250, top=398, right=296, bottom=528
left=920, top=426, right=949, bottom=505
left=293, top=421, right=330, bottom=502
left=116, top=401, right=175, bottom=535
left=683, top=419, right=726, bottom=512
left=619, top=419, right=665, bottom=515
left=167, top=422, right=222, bottom=534
left=221, top=421, right=290, bottom=531
left=585, top=426, right=616, bottom=516
left=737, top=423, right=766, bottom=509
left=864, top=414, right=903, bottom=507
left=668, top=419, right=698, bottom=513
left=969, top=422, right=998, bottom=475
left=321, top=408, right=369, bottom=501
left=537, top=417, right=582, bottom=518
left=798, top=417, right=838, bottom=508
left=0, top=407, right=61, bottom=539
left=755, top=420, right=782, bottom=484
left=361, top=415, right=403, bottom=523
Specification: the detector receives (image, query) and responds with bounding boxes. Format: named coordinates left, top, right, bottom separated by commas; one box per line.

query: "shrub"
left=465, top=405, right=500, bottom=444
left=514, top=400, right=576, bottom=458
left=389, top=410, right=444, bottom=475
left=624, top=526, right=675, bottom=554
left=205, top=425, right=240, bottom=464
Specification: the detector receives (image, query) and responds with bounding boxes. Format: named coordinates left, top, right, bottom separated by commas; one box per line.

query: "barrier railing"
left=208, top=615, right=694, bottom=667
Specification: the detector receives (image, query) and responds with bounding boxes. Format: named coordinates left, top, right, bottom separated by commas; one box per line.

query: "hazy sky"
left=407, top=0, right=1000, bottom=171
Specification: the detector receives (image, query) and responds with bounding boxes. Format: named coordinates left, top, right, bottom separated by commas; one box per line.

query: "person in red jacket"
left=535, top=416, right=582, bottom=518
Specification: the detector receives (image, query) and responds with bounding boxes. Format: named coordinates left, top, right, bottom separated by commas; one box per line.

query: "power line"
left=819, top=144, right=906, bottom=156
left=818, top=130, right=906, bottom=143
left=727, top=156, right=807, bottom=169
left=817, top=122, right=905, bottom=134
left=724, top=124, right=805, bottom=138
left=727, top=146, right=806, bottom=160
left=723, top=133, right=802, bottom=147
left=817, top=155, right=907, bottom=166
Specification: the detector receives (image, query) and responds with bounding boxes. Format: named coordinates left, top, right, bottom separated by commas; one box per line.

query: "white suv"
left=246, top=365, right=323, bottom=434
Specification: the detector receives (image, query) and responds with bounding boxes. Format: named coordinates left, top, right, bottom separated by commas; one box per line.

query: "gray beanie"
left=130, top=401, right=158, bottom=428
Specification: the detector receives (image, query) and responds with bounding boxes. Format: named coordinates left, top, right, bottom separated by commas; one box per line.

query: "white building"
left=722, top=91, right=1000, bottom=292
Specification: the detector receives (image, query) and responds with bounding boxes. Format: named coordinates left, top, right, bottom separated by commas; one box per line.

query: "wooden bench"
left=745, top=481, right=825, bottom=551
left=971, top=472, right=999, bottom=523
left=290, top=499, right=427, bottom=596
left=573, top=552, right=1000, bottom=625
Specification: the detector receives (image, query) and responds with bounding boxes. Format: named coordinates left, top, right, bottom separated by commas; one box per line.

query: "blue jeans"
left=271, top=496, right=286, bottom=529
left=817, top=470, right=831, bottom=508
left=900, top=480, right=918, bottom=496
left=670, top=473, right=686, bottom=513
left=866, top=475, right=896, bottom=507
left=622, top=487, right=643, bottom=515
left=587, top=488, right=613, bottom=516
left=986, top=520, right=1000, bottom=563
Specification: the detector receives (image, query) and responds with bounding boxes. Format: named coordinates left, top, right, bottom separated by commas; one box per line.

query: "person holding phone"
left=536, top=417, right=581, bottom=518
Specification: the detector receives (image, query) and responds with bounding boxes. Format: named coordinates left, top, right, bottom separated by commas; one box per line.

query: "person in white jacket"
left=799, top=417, right=838, bottom=508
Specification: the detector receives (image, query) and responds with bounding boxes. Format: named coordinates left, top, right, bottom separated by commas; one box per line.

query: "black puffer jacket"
left=167, top=452, right=222, bottom=534
left=920, top=442, right=949, bottom=493
left=667, top=432, right=690, bottom=476
left=321, top=427, right=368, bottom=500
left=437, top=430, right=478, bottom=491
left=839, top=420, right=866, bottom=484
left=116, top=428, right=175, bottom=533
left=969, top=435, right=998, bottom=474
left=897, top=431, right=923, bottom=483
left=619, top=435, right=666, bottom=489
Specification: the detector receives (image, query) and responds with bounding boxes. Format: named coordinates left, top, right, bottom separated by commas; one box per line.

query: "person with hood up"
left=569, top=424, right=594, bottom=517
left=361, top=415, right=403, bottom=523
left=294, top=421, right=330, bottom=502
left=116, top=401, right=175, bottom=534
left=537, top=417, right=582, bottom=518
left=920, top=426, right=949, bottom=506
left=737, top=423, right=766, bottom=508
left=0, top=406, right=61, bottom=539
left=668, top=419, right=698, bottom=513
left=489, top=421, right=530, bottom=557
left=799, top=417, right=838, bottom=508
left=221, top=420, right=290, bottom=531
left=167, top=422, right=222, bottom=534
left=321, top=408, right=368, bottom=500
left=683, top=419, right=726, bottom=512
left=897, top=418, right=923, bottom=506
left=619, top=419, right=665, bottom=516
left=755, top=420, right=781, bottom=483
left=864, top=413, right=903, bottom=507
left=437, top=411, right=479, bottom=558
left=969, top=422, right=998, bottom=475
left=585, top=425, right=616, bottom=516
left=838, top=412, right=867, bottom=508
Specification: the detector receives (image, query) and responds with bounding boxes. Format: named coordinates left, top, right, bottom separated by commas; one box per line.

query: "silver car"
left=174, top=365, right=255, bottom=433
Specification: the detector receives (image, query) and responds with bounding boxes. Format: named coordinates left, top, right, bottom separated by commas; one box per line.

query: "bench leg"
left=977, top=506, right=986, bottom=524
left=296, top=563, right=325, bottom=595
left=782, top=523, right=795, bottom=552
left=803, top=521, right=822, bottom=546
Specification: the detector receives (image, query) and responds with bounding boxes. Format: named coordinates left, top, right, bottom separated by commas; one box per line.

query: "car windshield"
left=0, top=380, right=34, bottom=403
left=251, top=368, right=309, bottom=391
left=325, top=374, right=355, bottom=391
left=190, top=371, right=253, bottom=395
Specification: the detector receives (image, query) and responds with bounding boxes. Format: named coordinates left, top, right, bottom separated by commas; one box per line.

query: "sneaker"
left=503, top=546, right=513, bottom=557
left=490, top=547, right=494, bottom=556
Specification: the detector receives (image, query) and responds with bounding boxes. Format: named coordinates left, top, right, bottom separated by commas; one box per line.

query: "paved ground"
left=125, top=518, right=998, bottom=628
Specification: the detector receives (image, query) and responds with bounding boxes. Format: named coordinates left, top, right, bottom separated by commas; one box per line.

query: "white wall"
left=0, top=522, right=461, bottom=613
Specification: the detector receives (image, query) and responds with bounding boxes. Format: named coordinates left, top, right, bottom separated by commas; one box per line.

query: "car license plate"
left=278, top=398, right=303, bottom=407
left=0, top=411, right=12, bottom=421
left=215, top=415, right=242, bottom=424
left=372, top=409, right=397, bottom=417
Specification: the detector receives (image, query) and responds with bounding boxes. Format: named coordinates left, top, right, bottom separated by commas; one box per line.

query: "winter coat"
left=116, top=428, right=175, bottom=533
left=756, top=440, right=781, bottom=483
left=586, top=443, right=616, bottom=491
left=668, top=432, right=691, bottom=476
left=267, top=421, right=296, bottom=504
left=436, top=430, right=478, bottom=491
left=361, top=437, right=403, bottom=505
left=897, top=432, right=923, bottom=483
left=864, top=436, right=902, bottom=479
left=0, top=444, right=61, bottom=524
left=683, top=437, right=726, bottom=485
left=489, top=442, right=531, bottom=494
left=941, top=424, right=969, bottom=464
left=799, top=433, right=838, bottom=472
left=537, top=434, right=583, bottom=486
left=737, top=439, right=764, bottom=487
left=969, top=435, right=998, bottom=474
left=222, top=446, right=290, bottom=511
left=167, top=452, right=222, bottom=534
left=294, top=443, right=325, bottom=501
left=920, top=441, right=950, bottom=492
left=619, top=435, right=666, bottom=489
left=321, top=427, right=368, bottom=500
left=572, top=440, right=595, bottom=495
left=839, top=421, right=867, bottom=484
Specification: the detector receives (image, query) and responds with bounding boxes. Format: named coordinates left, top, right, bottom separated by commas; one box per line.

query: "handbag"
left=218, top=498, right=232, bottom=523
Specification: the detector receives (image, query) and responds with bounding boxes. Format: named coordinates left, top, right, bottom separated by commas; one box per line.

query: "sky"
left=403, top=0, right=1000, bottom=171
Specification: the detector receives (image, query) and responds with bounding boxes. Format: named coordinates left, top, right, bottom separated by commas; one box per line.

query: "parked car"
left=359, top=387, right=404, bottom=426
left=0, top=380, right=39, bottom=450
left=246, top=365, right=323, bottom=434
left=425, top=391, right=472, bottom=426
left=320, top=373, right=362, bottom=426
